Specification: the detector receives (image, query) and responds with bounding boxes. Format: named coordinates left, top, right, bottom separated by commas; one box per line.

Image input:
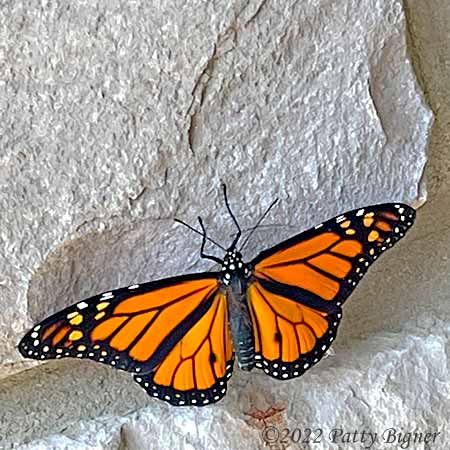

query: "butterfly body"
left=220, top=248, right=256, bottom=371
left=19, top=194, right=416, bottom=407
left=227, top=275, right=255, bottom=372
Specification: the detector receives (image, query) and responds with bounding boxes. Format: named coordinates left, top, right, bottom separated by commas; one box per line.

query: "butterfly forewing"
left=248, top=203, right=415, bottom=379
left=19, top=274, right=223, bottom=375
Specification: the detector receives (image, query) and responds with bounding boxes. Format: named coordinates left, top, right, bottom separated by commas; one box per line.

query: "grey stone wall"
left=0, top=0, right=446, bottom=448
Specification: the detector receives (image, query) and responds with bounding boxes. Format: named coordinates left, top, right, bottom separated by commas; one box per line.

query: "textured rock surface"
left=2, top=314, right=449, bottom=450
left=0, top=0, right=441, bottom=448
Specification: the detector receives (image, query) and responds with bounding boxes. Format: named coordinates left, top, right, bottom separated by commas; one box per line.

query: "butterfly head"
left=221, top=248, right=251, bottom=285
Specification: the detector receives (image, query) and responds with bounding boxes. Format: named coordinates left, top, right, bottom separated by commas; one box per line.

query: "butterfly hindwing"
left=19, top=274, right=221, bottom=376
left=249, top=203, right=415, bottom=379
left=247, top=280, right=341, bottom=379
left=134, top=291, right=234, bottom=406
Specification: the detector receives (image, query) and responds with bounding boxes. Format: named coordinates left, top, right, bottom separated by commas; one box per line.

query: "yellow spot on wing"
left=340, top=220, right=351, bottom=229
left=97, top=302, right=110, bottom=311
left=363, top=217, right=374, bottom=227
left=69, top=314, right=83, bottom=325
left=368, top=230, right=380, bottom=242
left=95, top=311, right=106, bottom=320
left=345, top=229, right=356, bottom=235
left=77, top=345, right=86, bottom=351
left=69, top=330, right=83, bottom=341
left=67, top=312, right=78, bottom=319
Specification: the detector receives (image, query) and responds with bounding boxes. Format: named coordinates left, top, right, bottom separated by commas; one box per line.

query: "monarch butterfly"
left=19, top=185, right=415, bottom=406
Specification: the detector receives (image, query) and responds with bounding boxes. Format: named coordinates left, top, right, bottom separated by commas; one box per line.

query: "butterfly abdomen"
left=227, top=276, right=255, bottom=371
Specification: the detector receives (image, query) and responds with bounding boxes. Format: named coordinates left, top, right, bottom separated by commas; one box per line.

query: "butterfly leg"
left=197, top=217, right=222, bottom=264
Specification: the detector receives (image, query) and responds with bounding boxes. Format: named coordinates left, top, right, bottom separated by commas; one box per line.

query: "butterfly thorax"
left=221, top=248, right=255, bottom=371
left=220, top=249, right=251, bottom=286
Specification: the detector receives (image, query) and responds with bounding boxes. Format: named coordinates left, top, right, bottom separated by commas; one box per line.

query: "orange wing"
left=248, top=203, right=415, bottom=378
left=247, top=281, right=340, bottom=379
left=19, top=273, right=234, bottom=405
left=135, top=291, right=234, bottom=406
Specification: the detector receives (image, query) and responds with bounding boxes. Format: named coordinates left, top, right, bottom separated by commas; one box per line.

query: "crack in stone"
left=349, top=385, right=372, bottom=411
left=416, top=160, right=428, bottom=206
left=74, top=182, right=152, bottom=234
left=117, top=423, right=129, bottom=450
left=75, top=216, right=103, bottom=234
left=186, top=43, right=220, bottom=155
left=186, top=1, right=253, bottom=155
left=128, top=166, right=169, bottom=211
left=128, top=185, right=148, bottom=207
left=367, top=77, right=388, bottom=142
left=245, top=0, right=269, bottom=27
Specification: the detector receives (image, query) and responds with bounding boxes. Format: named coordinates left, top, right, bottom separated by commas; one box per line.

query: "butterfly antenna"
left=174, top=218, right=226, bottom=251
left=239, top=198, right=280, bottom=251
left=222, top=184, right=241, bottom=248
left=197, top=217, right=223, bottom=264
